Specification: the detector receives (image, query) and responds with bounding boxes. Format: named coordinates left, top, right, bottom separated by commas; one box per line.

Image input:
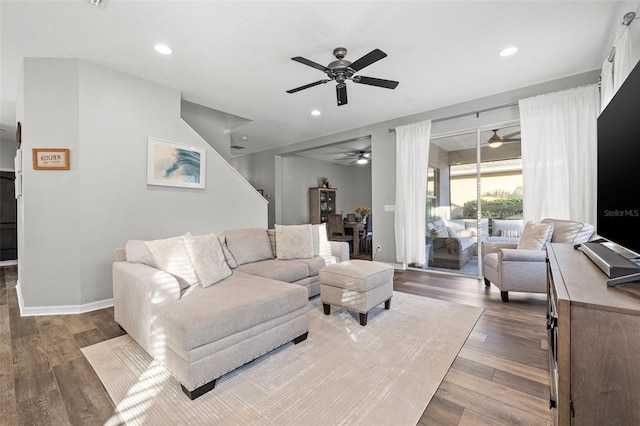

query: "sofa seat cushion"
left=235, top=259, right=309, bottom=283
left=153, top=271, right=308, bottom=352
left=287, top=256, right=327, bottom=277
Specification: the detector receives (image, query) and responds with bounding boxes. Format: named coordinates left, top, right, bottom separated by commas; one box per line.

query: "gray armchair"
left=483, top=218, right=595, bottom=302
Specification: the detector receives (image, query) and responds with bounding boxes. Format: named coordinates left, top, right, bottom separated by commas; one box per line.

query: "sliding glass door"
left=419, top=123, right=522, bottom=278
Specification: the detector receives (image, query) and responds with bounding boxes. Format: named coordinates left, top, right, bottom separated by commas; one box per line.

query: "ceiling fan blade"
left=336, top=84, right=347, bottom=106
left=348, top=49, right=387, bottom=72
left=353, top=76, right=399, bottom=89
left=291, top=56, right=330, bottom=73
left=286, top=79, right=330, bottom=94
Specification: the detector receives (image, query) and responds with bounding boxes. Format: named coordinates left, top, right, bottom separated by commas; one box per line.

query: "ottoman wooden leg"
left=384, top=298, right=391, bottom=310
left=323, top=303, right=331, bottom=315
left=359, top=312, right=368, bottom=326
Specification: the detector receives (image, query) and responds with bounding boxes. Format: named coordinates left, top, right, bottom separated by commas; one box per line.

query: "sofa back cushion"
left=224, top=228, right=274, bottom=266
left=275, top=224, right=314, bottom=260
left=541, top=218, right=595, bottom=244
left=314, top=223, right=333, bottom=257
left=491, top=219, right=524, bottom=237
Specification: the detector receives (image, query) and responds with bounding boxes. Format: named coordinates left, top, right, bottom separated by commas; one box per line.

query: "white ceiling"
left=1, top=1, right=637, bottom=157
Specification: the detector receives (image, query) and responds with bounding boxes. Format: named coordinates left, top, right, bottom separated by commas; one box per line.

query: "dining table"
left=343, top=221, right=365, bottom=256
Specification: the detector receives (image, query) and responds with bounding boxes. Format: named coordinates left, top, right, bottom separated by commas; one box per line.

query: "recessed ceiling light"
left=499, top=46, right=518, bottom=57
left=154, top=44, right=173, bottom=55
left=311, top=110, right=321, bottom=116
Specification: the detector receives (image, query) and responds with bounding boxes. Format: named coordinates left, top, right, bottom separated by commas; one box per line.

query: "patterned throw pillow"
left=432, top=226, right=448, bottom=238
left=501, top=229, right=521, bottom=238
left=275, top=224, right=314, bottom=260
left=185, top=233, right=232, bottom=288
left=455, top=229, right=476, bottom=238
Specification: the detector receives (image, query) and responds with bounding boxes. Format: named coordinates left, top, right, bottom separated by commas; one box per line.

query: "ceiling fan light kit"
left=488, top=129, right=503, bottom=148
left=287, top=47, right=399, bottom=106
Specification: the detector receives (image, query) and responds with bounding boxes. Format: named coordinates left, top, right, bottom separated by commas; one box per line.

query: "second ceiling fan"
left=286, top=47, right=399, bottom=106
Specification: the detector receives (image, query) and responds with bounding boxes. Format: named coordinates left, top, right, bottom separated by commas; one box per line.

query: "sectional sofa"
left=112, top=224, right=348, bottom=399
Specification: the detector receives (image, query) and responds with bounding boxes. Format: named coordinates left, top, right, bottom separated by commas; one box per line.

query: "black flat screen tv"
left=597, top=59, right=640, bottom=257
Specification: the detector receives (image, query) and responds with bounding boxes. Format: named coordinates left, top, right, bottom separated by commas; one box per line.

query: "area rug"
left=83, top=291, right=482, bottom=425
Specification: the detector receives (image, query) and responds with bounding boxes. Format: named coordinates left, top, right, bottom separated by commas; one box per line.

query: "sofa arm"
left=113, top=261, right=181, bottom=354
left=329, top=241, right=350, bottom=261
left=499, top=248, right=547, bottom=262
left=482, top=242, right=518, bottom=256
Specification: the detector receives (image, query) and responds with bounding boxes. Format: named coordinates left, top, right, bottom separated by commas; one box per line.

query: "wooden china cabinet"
left=309, top=187, right=337, bottom=224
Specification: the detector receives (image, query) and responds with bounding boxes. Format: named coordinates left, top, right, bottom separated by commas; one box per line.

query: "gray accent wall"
left=280, top=155, right=371, bottom=225
left=232, top=70, right=600, bottom=265
left=18, top=58, right=267, bottom=310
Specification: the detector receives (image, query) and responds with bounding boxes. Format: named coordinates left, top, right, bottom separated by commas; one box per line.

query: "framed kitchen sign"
left=32, top=148, right=70, bottom=170
left=147, top=137, right=206, bottom=189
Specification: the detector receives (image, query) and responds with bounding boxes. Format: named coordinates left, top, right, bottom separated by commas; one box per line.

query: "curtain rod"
left=607, top=11, right=637, bottom=62
left=388, top=101, right=518, bottom=133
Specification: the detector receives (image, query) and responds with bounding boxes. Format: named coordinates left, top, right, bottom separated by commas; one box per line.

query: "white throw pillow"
left=145, top=234, right=199, bottom=290
left=185, top=234, right=232, bottom=288
left=517, top=221, right=553, bottom=250
left=125, top=240, right=156, bottom=267
left=275, top=224, right=314, bottom=260
left=312, top=223, right=332, bottom=256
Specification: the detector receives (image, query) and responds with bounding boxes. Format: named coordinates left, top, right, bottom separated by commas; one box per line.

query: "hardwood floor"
left=1, top=265, right=551, bottom=425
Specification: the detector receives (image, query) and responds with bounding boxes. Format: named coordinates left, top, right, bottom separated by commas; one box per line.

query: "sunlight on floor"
left=104, top=360, right=170, bottom=426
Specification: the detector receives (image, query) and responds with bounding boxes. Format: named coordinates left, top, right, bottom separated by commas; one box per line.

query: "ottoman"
left=319, top=260, right=394, bottom=326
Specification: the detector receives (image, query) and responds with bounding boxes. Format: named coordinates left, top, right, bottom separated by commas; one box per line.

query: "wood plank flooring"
left=1, top=265, right=551, bottom=425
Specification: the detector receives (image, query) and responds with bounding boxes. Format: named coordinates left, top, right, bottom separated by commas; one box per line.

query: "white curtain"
left=600, top=58, right=615, bottom=112
left=519, top=85, right=599, bottom=226
left=394, top=120, right=431, bottom=268
left=613, top=25, right=633, bottom=92
left=601, top=24, right=634, bottom=111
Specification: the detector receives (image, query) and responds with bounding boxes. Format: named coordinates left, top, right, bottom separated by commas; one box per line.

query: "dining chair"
left=327, top=214, right=354, bottom=250
left=346, top=213, right=356, bottom=223
left=360, top=214, right=373, bottom=254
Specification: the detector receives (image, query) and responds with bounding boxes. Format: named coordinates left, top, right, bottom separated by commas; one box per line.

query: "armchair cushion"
left=499, top=248, right=547, bottom=262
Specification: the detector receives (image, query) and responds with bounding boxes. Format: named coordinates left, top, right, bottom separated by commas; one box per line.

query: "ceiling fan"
left=487, top=129, right=521, bottom=148
left=334, top=150, right=372, bottom=164
left=286, top=47, right=399, bottom=106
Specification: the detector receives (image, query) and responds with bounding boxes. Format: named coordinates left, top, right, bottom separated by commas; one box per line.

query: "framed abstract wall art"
left=147, top=138, right=206, bottom=189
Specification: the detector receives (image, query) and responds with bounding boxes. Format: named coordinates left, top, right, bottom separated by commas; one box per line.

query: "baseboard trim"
left=16, top=281, right=114, bottom=316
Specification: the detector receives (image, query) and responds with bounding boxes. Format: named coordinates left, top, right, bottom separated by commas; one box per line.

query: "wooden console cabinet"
left=547, top=243, right=640, bottom=425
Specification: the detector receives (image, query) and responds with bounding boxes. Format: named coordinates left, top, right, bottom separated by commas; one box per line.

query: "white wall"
left=233, top=70, right=601, bottom=264
left=18, top=58, right=267, bottom=311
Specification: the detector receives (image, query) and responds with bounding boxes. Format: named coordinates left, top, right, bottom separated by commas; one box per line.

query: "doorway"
left=419, top=122, right=522, bottom=277
left=0, top=171, right=17, bottom=261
